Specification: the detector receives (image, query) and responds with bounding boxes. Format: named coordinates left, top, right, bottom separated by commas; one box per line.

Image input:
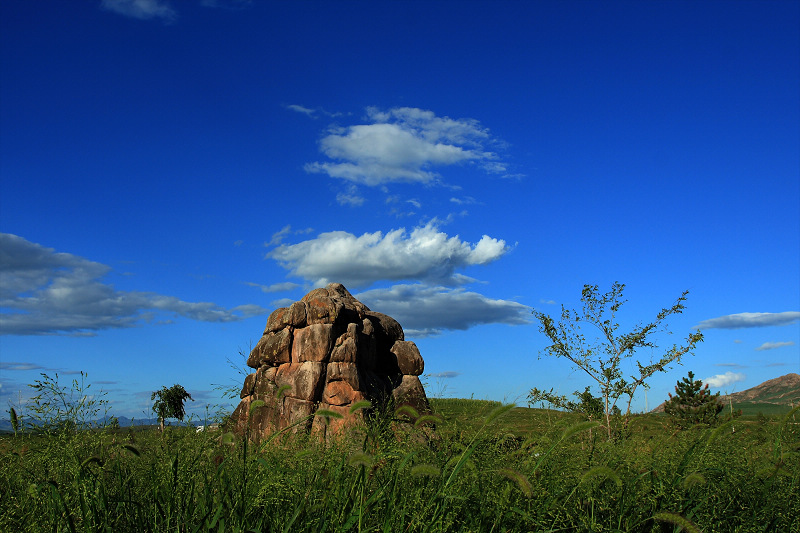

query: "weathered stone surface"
left=358, top=318, right=377, bottom=368
left=327, top=362, right=361, bottom=390
left=263, top=301, right=308, bottom=333
left=311, top=403, right=362, bottom=438
left=292, top=323, right=335, bottom=362
left=264, top=307, right=289, bottom=334
left=275, top=362, right=325, bottom=401
left=302, top=288, right=345, bottom=325
left=253, top=366, right=278, bottom=398
left=392, top=375, right=428, bottom=412
left=283, top=397, right=315, bottom=432
left=233, top=283, right=429, bottom=440
left=330, top=324, right=359, bottom=363
left=366, top=311, right=404, bottom=351
left=247, top=329, right=292, bottom=368
left=240, top=372, right=256, bottom=399
left=323, top=380, right=364, bottom=406
left=390, top=340, right=424, bottom=376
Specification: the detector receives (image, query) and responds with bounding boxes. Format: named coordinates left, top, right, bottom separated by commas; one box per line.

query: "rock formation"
left=231, top=283, right=429, bottom=439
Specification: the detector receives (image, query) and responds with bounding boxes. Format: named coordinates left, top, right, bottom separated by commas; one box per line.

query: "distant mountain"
left=719, top=373, right=800, bottom=406
left=652, top=373, right=800, bottom=414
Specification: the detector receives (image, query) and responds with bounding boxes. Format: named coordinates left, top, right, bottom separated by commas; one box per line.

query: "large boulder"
left=231, top=283, right=430, bottom=440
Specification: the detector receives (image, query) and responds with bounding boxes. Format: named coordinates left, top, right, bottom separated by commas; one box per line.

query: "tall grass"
left=1, top=400, right=798, bottom=532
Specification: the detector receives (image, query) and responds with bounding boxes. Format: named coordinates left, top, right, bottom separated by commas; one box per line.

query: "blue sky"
left=1, top=0, right=798, bottom=420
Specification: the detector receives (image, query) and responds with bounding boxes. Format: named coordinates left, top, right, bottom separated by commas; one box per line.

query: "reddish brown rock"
left=327, top=362, right=361, bottom=390
left=282, top=397, right=315, bottom=432
left=391, top=341, right=425, bottom=376
left=392, top=375, right=429, bottom=412
left=366, top=311, right=404, bottom=350
left=311, top=403, right=363, bottom=438
left=240, top=372, right=256, bottom=399
left=264, top=301, right=308, bottom=334
left=233, top=283, right=429, bottom=440
left=275, top=362, right=325, bottom=401
left=247, top=329, right=292, bottom=368
left=322, top=381, right=364, bottom=406
left=302, top=288, right=345, bottom=325
left=292, top=323, right=335, bottom=362
left=330, top=323, right=359, bottom=363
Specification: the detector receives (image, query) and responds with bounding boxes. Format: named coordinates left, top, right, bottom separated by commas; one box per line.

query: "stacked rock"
left=231, top=283, right=429, bottom=439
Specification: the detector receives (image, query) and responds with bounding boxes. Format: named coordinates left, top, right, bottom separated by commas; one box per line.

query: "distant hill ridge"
left=652, top=373, right=800, bottom=413
left=719, top=373, right=800, bottom=405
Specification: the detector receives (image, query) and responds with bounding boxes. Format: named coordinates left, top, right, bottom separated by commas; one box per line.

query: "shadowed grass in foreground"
left=1, top=401, right=798, bottom=532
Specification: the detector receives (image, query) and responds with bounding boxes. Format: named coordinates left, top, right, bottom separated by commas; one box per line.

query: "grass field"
left=1, top=399, right=798, bottom=532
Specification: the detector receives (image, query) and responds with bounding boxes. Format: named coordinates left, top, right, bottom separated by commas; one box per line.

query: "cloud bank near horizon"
left=0, top=233, right=266, bottom=336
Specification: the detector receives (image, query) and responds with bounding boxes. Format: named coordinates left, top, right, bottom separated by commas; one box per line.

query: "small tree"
left=151, top=384, right=193, bottom=431
left=528, top=386, right=609, bottom=420
left=663, top=371, right=723, bottom=428
left=532, top=282, right=703, bottom=440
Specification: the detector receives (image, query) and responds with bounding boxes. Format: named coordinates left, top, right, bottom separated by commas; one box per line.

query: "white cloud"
left=266, top=222, right=510, bottom=288
left=244, top=281, right=300, bottom=293
left=0, top=362, right=46, bottom=372
left=304, top=107, right=508, bottom=186
left=694, top=312, right=800, bottom=330
left=101, top=0, right=177, bottom=22
left=265, top=225, right=292, bottom=247
left=200, top=0, right=252, bottom=8
left=0, top=233, right=266, bottom=336
left=428, top=371, right=461, bottom=379
left=703, top=371, right=746, bottom=388
left=355, top=283, right=531, bottom=337
left=755, top=341, right=795, bottom=351
left=270, top=298, right=295, bottom=308
left=284, top=104, right=345, bottom=119
left=336, top=185, right=365, bottom=207
left=450, top=196, right=479, bottom=205
left=286, top=104, right=315, bottom=117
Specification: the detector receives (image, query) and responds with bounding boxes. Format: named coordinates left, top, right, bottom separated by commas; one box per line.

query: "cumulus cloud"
left=101, top=0, right=177, bottom=22
left=355, top=283, right=531, bottom=337
left=703, top=372, right=746, bottom=388
left=0, top=233, right=266, bottom=336
left=694, top=312, right=800, bottom=330
left=304, top=107, right=509, bottom=186
left=267, top=222, right=509, bottom=288
left=755, top=341, right=795, bottom=351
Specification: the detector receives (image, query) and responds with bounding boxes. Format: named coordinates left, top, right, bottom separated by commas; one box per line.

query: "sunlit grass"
left=1, top=400, right=798, bottom=532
